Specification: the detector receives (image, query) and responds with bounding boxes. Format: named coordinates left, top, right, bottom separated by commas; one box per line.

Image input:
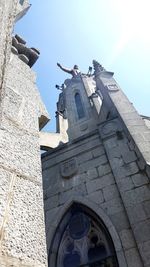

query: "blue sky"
left=15, top=0, right=150, bottom=132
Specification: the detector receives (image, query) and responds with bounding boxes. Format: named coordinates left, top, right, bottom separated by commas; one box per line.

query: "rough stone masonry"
left=0, top=1, right=49, bottom=266
left=42, top=61, right=150, bottom=267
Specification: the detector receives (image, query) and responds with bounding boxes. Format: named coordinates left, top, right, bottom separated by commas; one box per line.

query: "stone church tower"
left=1, top=1, right=150, bottom=267
left=42, top=62, right=150, bottom=267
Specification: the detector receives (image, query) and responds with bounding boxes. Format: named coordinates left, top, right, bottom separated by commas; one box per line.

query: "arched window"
left=75, top=93, right=85, bottom=119
left=49, top=203, right=119, bottom=267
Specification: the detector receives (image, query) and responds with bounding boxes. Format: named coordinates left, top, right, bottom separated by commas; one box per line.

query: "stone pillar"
left=94, top=60, right=150, bottom=266
left=0, top=53, right=49, bottom=267
left=0, top=0, right=18, bottom=106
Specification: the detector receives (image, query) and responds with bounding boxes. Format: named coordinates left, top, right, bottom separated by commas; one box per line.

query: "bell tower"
left=42, top=60, right=150, bottom=267
left=56, top=64, right=102, bottom=141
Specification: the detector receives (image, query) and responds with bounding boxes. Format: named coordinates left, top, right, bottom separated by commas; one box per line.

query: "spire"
left=92, top=60, right=105, bottom=75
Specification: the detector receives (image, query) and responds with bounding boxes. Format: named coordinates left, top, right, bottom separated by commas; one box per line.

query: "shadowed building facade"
left=42, top=61, right=150, bottom=267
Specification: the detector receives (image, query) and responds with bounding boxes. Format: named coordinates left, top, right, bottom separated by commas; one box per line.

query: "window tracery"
left=49, top=204, right=119, bottom=267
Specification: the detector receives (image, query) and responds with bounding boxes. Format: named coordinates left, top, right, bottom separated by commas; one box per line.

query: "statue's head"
left=73, top=65, right=79, bottom=70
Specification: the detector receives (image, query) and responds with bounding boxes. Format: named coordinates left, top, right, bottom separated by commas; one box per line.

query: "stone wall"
left=0, top=1, right=49, bottom=266
left=42, top=65, right=150, bottom=267
left=0, top=0, right=18, bottom=106
left=0, top=52, right=49, bottom=266
left=42, top=124, right=148, bottom=267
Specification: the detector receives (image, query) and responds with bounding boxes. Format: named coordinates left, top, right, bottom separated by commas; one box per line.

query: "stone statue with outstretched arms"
left=57, top=63, right=80, bottom=77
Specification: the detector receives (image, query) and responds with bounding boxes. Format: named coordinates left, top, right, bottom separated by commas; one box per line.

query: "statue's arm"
left=57, top=63, right=72, bottom=74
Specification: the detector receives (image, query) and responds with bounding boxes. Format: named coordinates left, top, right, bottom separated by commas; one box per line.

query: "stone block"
left=88, top=190, right=104, bottom=205
left=45, top=207, right=60, bottom=229
left=60, top=175, right=79, bottom=192
left=125, top=247, right=143, bottom=267
left=59, top=189, right=72, bottom=205
left=111, top=162, right=139, bottom=180
left=122, top=185, right=150, bottom=207
left=87, top=167, right=98, bottom=180
left=59, top=183, right=87, bottom=205
left=131, top=173, right=149, bottom=187
left=92, top=145, right=105, bottom=158
left=104, top=136, right=118, bottom=150
left=44, top=182, right=60, bottom=199
left=79, top=155, right=108, bottom=173
left=99, top=118, right=123, bottom=139
left=117, top=177, right=134, bottom=192
left=72, top=183, right=87, bottom=197
left=101, top=197, right=124, bottom=215
left=86, top=173, right=115, bottom=194
left=122, top=150, right=137, bottom=164
left=0, top=126, right=41, bottom=182
left=109, top=157, right=124, bottom=172
left=110, top=211, right=129, bottom=232
left=103, top=184, right=120, bottom=201
left=97, top=163, right=111, bottom=177
left=79, top=173, right=87, bottom=183
left=3, top=86, right=23, bottom=122
left=0, top=168, right=12, bottom=227
left=133, top=220, right=150, bottom=243
left=143, top=200, right=150, bottom=218
left=1, top=176, right=47, bottom=265
left=77, top=150, right=93, bottom=164
left=137, top=156, right=146, bottom=171
left=105, top=145, right=121, bottom=159
left=119, top=229, right=135, bottom=250
left=44, top=194, right=59, bottom=211
left=126, top=203, right=147, bottom=224
left=139, top=240, right=150, bottom=266
left=57, top=136, right=100, bottom=163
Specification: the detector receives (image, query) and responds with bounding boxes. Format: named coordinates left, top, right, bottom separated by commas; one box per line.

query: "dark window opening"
left=75, top=93, right=85, bottom=119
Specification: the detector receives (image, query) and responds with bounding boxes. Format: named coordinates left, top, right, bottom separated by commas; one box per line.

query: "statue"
left=57, top=63, right=80, bottom=77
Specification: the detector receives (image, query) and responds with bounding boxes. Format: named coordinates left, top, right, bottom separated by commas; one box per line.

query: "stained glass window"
left=49, top=204, right=119, bottom=267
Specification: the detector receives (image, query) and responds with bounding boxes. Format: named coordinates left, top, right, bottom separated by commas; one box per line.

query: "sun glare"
left=110, top=0, right=150, bottom=63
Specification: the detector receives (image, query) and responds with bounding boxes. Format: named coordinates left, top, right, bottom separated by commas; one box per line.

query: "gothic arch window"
left=74, top=93, right=85, bottom=119
left=49, top=203, right=119, bottom=267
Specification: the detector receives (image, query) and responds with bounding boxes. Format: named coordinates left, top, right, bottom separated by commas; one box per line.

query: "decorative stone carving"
left=15, top=34, right=26, bottom=44
left=18, top=54, right=29, bottom=64
left=60, top=158, right=78, bottom=178
left=80, top=123, right=88, bottom=131
left=11, top=34, right=40, bottom=67
left=93, top=59, right=105, bottom=74
left=107, top=84, right=119, bottom=92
